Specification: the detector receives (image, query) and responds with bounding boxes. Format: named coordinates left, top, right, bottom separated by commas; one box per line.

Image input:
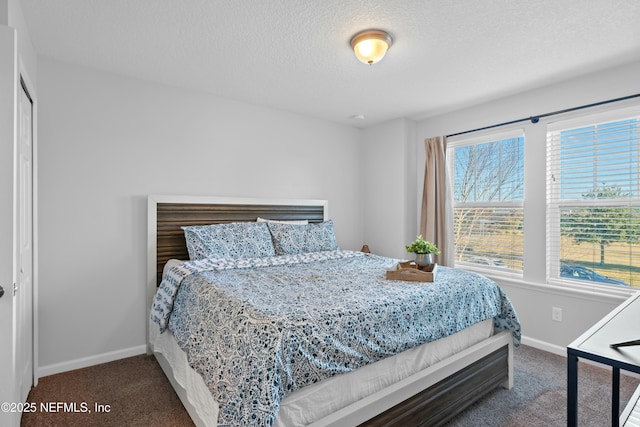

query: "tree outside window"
left=448, top=131, right=525, bottom=272
left=548, top=115, right=640, bottom=288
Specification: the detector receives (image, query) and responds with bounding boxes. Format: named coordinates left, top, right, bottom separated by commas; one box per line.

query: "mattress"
left=150, top=316, right=494, bottom=427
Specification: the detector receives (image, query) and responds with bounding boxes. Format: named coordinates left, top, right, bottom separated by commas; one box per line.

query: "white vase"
left=415, top=253, right=434, bottom=268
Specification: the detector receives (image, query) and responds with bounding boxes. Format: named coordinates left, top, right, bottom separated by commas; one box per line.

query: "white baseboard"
left=30, top=336, right=579, bottom=379
left=520, top=335, right=640, bottom=379
left=38, top=345, right=147, bottom=378
left=34, top=337, right=565, bottom=379
left=520, top=335, right=566, bottom=357
left=36, top=335, right=640, bottom=380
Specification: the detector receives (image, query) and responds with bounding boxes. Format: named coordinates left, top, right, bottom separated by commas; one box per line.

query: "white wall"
left=37, top=58, right=364, bottom=374
left=415, top=60, right=640, bottom=352
left=5, top=0, right=36, bottom=80
left=361, top=118, right=418, bottom=259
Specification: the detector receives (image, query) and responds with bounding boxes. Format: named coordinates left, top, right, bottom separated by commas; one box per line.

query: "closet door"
left=16, top=78, right=34, bottom=403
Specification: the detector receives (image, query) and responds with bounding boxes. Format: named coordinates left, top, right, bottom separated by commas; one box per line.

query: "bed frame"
left=146, top=194, right=513, bottom=427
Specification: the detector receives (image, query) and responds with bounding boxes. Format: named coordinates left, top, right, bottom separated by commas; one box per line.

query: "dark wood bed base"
left=148, top=196, right=511, bottom=427
left=361, top=345, right=509, bottom=427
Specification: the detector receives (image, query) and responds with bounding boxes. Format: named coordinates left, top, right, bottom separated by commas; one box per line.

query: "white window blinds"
left=546, top=107, right=640, bottom=288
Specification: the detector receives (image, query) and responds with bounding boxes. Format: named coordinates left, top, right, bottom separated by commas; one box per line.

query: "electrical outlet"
left=552, top=307, right=563, bottom=322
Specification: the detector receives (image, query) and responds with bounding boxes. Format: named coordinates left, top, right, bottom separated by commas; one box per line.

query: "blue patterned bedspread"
left=151, top=250, right=520, bottom=426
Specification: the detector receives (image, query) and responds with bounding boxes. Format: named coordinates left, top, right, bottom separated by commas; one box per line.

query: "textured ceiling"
left=20, top=0, right=640, bottom=128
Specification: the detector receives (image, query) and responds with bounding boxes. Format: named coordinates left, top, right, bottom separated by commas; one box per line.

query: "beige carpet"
left=21, top=345, right=640, bottom=426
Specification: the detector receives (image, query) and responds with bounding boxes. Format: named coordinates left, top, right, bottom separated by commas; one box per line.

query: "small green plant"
left=405, top=235, right=440, bottom=255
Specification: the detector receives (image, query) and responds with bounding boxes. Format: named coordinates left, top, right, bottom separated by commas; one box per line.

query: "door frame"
left=0, top=25, right=21, bottom=427
left=18, top=66, right=38, bottom=388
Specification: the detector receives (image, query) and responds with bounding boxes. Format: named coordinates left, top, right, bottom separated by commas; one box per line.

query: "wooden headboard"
left=146, top=195, right=328, bottom=309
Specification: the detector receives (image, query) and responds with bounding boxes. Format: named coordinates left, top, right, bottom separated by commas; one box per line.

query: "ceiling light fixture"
left=350, top=29, right=393, bottom=65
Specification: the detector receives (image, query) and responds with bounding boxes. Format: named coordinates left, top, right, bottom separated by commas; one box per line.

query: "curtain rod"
left=446, top=93, right=640, bottom=138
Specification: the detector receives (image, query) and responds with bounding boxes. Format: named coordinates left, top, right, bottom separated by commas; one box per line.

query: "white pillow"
left=256, top=217, right=309, bottom=225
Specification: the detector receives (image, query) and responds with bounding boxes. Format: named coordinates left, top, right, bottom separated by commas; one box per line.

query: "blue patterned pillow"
left=267, top=220, right=338, bottom=255
left=182, top=222, right=275, bottom=260
left=306, top=220, right=339, bottom=252
left=266, top=223, right=308, bottom=255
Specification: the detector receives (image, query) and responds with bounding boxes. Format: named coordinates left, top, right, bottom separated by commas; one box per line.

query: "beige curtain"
left=420, top=136, right=454, bottom=266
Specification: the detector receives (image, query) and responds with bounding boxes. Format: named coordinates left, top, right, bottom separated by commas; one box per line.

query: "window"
left=448, top=130, right=525, bottom=272
left=547, top=107, right=640, bottom=289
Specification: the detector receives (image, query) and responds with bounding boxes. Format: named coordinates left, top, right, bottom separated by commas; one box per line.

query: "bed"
left=146, top=195, right=520, bottom=426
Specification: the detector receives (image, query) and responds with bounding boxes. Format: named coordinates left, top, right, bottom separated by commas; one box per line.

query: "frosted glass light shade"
left=350, top=30, right=393, bottom=65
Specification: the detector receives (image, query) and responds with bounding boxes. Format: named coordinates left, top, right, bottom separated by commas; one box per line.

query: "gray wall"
left=37, top=58, right=364, bottom=374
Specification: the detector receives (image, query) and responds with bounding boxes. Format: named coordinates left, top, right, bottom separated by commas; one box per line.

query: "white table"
left=567, top=292, right=640, bottom=427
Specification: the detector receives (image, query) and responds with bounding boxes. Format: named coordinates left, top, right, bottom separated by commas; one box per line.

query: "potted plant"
left=405, top=235, right=440, bottom=268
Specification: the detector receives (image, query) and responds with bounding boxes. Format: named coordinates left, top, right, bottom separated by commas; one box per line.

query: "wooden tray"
left=386, top=262, right=438, bottom=282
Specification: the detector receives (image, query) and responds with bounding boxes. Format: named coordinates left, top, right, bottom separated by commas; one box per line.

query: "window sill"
left=459, top=265, right=638, bottom=304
